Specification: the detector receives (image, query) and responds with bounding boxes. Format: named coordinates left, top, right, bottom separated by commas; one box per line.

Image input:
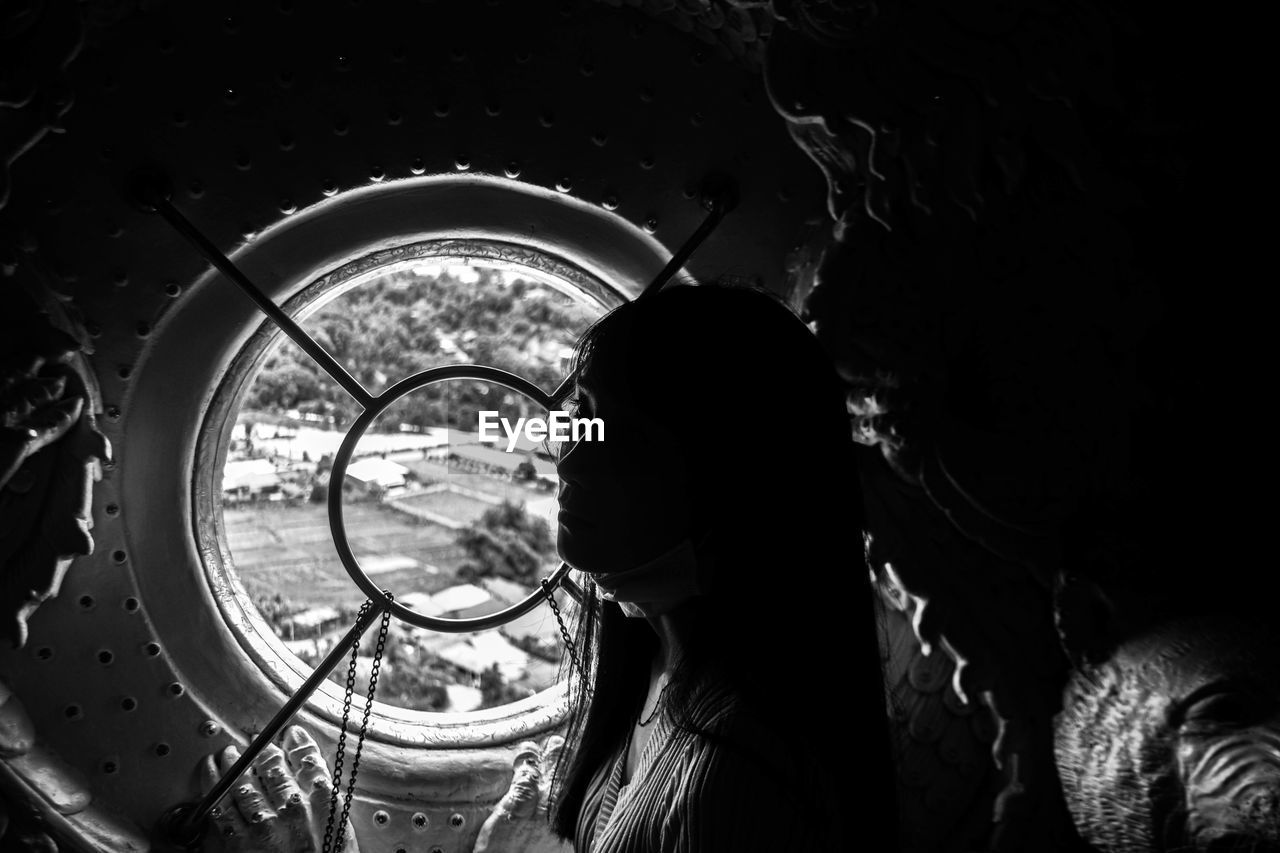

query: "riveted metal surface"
left=0, top=0, right=826, bottom=846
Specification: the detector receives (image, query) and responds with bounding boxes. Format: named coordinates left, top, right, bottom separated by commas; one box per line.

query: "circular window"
left=197, top=239, right=616, bottom=727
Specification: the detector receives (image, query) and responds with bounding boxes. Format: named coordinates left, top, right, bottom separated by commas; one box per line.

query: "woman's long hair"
left=547, top=283, right=898, bottom=850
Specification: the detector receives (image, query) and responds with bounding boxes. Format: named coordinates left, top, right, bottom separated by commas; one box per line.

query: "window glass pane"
left=221, top=258, right=603, bottom=713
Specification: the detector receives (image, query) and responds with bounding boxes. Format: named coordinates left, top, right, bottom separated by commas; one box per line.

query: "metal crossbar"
left=135, top=170, right=734, bottom=846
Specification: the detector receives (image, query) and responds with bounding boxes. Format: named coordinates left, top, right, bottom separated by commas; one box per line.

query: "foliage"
left=479, top=662, right=533, bottom=709
left=456, top=500, right=556, bottom=584
left=244, top=267, right=597, bottom=432
left=253, top=591, right=304, bottom=634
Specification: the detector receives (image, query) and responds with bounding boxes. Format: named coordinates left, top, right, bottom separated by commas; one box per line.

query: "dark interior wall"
left=0, top=1, right=1260, bottom=851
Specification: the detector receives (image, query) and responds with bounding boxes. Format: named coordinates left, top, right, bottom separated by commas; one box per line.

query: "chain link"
left=323, top=594, right=393, bottom=853
left=322, top=600, right=367, bottom=853
left=540, top=576, right=589, bottom=689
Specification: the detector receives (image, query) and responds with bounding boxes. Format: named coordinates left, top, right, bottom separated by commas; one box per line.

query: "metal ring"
left=328, top=363, right=573, bottom=631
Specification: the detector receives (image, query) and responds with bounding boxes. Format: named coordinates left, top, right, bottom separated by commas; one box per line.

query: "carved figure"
left=0, top=292, right=109, bottom=648
left=1056, top=606, right=1280, bottom=852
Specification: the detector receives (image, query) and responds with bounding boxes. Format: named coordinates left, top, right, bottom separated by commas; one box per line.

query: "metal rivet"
left=387, top=110, right=402, bottom=125
left=434, top=101, right=450, bottom=117
left=640, top=156, right=655, bottom=170
left=121, top=697, right=137, bottom=711
left=373, top=810, right=390, bottom=826
left=106, top=407, right=122, bottom=422
left=515, top=49, right=531, bottom=63
left=104, top=502, right=120, bottom=516
left=155, top=743, right=171, bottom=757
left=691, top=111, right=705, bottom=126
left=333, top=117, right=349, bottom=135
left=117, top=365, right=131, bottom=380
left=410, top=158, right=425, bottom=175
left=159, top=38, right=174, bottom=53
left=136, top=322, right=151, bottom=337
left=485, top=102, right=501, bottom=117
left=555, top=178, right=572, bottom=193
left=321, top=179, right=338, bottom=197
left=580, top=61, right=595, bottom=77
left=123, top=597, right=139, bottom=611
left=239, top=224, right=257, bottom=240
left=449, top=813, right=465, bottom=829
left=391, top=45, right=407, bottom=62
left=111, top=549, right=127, bottom=563
left=503, top=162, right=521, bottom=178
left=369, top=166, right=385, bottom=182
left=278, top=70, right=294, bottom=87
left=644, top=217, right=658, bottom=233
left=235, top=152, right=251, bottom=170
left=188, top=181, right=205, bottom=198
left=279, top=132, right=295, bottom=151
left=449, top=47, right=466, bottom=62
left=102, top=759, right=118, bottom=774
left=112, top=269, right=128, bottom=286
left=65, top=704, right=83, bottom=720
left=454, top=156, right=470, bottom=171
left=171, top=109, right=188, bottom=126
left=164, top=283, right=181, bottom=298
left=107, top=222, right=123, bottom=238
left=35, top=647, right=53, bottom=661
left=602, top=194, right=619, bottom=211
left=538, top=110, right=554, bottom=127
left=98, top=649, right=114, bottom=665
left=682, top=185, right=697, bottom=199
left=279, top=198, right=296, bottom=214
left=168, top=682, right=185, bottom=697
left=639, top=87, right=654, bottom=103
left=591, top=131, right=608, bottom=147
left=778, top=187, right=792, bottom=202
left=78, top=595, right=95, bottom=610
left=144, top=642, right=161, bottom=656
left=200, top=721, right=220, bottom=737
left=412, top=813, right=429, bottom=829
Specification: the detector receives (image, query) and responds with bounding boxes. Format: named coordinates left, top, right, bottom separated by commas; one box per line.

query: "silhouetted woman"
left=547, top=283, right=899, bottom=852
left=192, top=283, right=898, bottom=853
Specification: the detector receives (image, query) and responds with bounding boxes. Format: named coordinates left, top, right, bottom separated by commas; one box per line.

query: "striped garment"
left=572, top=679, right=842, bottom=852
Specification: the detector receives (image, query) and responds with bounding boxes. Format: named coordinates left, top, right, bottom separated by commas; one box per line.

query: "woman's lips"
left=558, top=507, right=596, bottom=528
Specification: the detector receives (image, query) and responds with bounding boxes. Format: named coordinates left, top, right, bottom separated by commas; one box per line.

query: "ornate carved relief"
left=0, top=282, right=109, bottom=650
left=764, top=0, right=1199, bottom=849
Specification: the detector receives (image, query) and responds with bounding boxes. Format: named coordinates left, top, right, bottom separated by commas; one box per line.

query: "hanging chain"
left=323, top=594, right=393, bottom=853
left=540, top=576, right=589, bottom=689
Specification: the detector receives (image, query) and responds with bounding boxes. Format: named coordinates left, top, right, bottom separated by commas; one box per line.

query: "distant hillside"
left=244, top=267, right=600, bottom=431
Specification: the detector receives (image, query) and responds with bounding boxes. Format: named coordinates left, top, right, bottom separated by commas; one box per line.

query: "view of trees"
left=243, top=267, right=599, bottom=431
left=234, top=263, right=592, bottom=714
left=456, top=500, right=558, bottom=584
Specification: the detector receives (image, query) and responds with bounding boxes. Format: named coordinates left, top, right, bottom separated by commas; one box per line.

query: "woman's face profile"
left=554, top=375, right=694, bottom=577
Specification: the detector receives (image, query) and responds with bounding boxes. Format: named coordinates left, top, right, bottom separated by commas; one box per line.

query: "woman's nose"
left=554, top=435, right=586, bottom=483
